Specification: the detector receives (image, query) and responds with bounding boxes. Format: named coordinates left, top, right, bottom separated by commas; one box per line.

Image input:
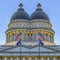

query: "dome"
left=31, top=3, right=50, bottom=21
left=11, top=3, right=30, bottom=21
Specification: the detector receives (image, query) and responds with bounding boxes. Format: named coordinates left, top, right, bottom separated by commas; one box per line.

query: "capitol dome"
left=31, top=3, right=50, bottom=21
left=11, top=3, right=30, bottom=21
left=5, top=3, right=55, bottom=46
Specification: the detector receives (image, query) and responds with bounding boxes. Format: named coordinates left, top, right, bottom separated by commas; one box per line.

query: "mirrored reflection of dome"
left=11, top=3, right=30, bottom=21
left=5, top=3, right=55, bottom=46
left=31, top=3, right=50, bottom=21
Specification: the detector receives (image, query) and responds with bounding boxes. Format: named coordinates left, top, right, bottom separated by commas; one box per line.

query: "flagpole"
left=20, top=33, right=21, bottom=59
left=38, top=33, right=40, bottom=59
left=20, top=39, right=21, bottom=59
left=16, top=33, right=22, bottom=59
left=39, top=39, right=40, bottom=60
left=38, top=33, right=45, bottom=59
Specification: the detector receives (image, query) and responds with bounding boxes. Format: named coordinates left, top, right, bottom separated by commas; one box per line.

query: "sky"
left=0, top=0, right=60, bottom=45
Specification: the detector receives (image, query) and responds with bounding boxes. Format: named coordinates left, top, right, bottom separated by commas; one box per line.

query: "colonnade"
left=6, top=30, right=54, bottom=43
left=0, top=56, right=60, bottom=60
left=0, top=56, right=20, bottom=60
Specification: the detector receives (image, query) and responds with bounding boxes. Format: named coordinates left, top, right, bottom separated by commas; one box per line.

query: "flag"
left=16, top=33, right=21, bottom=40
left=39, top=39, right=44, bottom=46
left=16, top=40, right=21, bottom=45
left=16, top=33, right=21, bottom=45
left=39, top=33, right=45, bottom=40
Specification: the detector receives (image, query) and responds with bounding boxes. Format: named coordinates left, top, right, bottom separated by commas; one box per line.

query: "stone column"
left=48, top=35, right=50, bottom=42
left=47, top=57, right=49, bottom=60
left=35, top=57, right=37, bottom=60
left=23, top=33, right=25, bottom=41
left=6, top=57, right=8, bottom=60
left=8, top=34, right=10, bottom=42
left=27, top=34, right=28, bottom=41
left=25, top=34, right=26, bottom=41
left=51, top=35, right=53, bottom=42
left=34, top=34, right=36, bottom=41
left=52, top=35, right=54, bottom=43
left=17, top=57, right=19, bottom=60
left=36, top=33, right=38, bottom=41
left=10, top=35, right=12, bottom=42
left=32, top=34, right=34, bottom=41
left=29, top=57, right=31, bottom=60
left=23, top=57, right=25, bottom=60
left=5, top=57, right=7, bottom=60
left=11, top=35, right=12, bottom=41
left=13, top=34, right=15, bottom=41
left=11, top=34, right=13, bottom=41
left=14, top=33, right=16, bottom=41
left=11, top=57, right=13, bottom=60
left=7, top=34, right=8, bottom=42
left=41, top=57, right=43, bottom=60
left=9, top=34, right=10, bottom=42
left=47, top=34, right=49, bottom=41
left=51, top=35, right=53, bottom=43
left=28, top=34, right=30, bottom=41
left=47, top=34, right=50, bottom=42
left=53, top=57, right=54, bottom=60
left=53, top=57, right=55, bottom=60
left=43, top=33, right=46, bottom=41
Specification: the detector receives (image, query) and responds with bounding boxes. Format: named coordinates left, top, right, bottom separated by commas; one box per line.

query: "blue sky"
left=0, top=0, right=60, bottom=45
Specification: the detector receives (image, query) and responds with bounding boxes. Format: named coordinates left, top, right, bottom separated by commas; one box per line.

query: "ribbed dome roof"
left=31, top=3, right=50, bottom=21
left=11, top=3, right=30, bottom=21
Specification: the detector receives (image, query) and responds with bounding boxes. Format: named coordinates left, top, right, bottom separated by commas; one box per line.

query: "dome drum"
left=5, top=29, right=54, bottom=45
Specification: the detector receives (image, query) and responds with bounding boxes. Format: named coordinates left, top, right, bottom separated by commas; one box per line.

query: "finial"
left=36, top=3, right=42, bottom=11
left=37, top=3, right=41, bottom=7
left=18, top=3, right=24, bottom=11
left=19, top=3, right=23, bottom=7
